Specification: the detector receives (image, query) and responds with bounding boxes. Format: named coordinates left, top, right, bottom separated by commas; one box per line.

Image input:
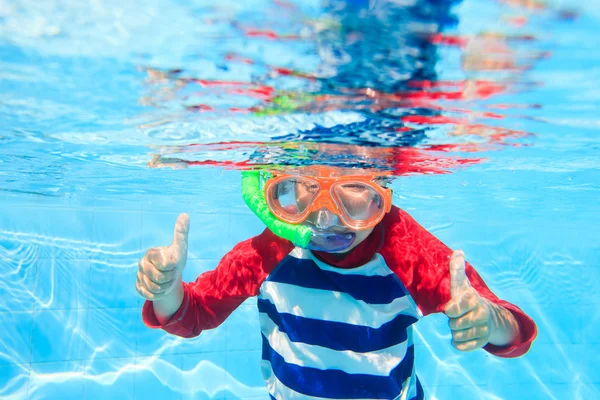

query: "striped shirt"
left=258, top=247, right=423, bottom=400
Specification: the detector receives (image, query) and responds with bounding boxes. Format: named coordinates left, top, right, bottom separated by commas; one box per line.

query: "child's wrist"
left=486, top=300, right=520, bottom=347
left=153, top=278, right=185, bottom=325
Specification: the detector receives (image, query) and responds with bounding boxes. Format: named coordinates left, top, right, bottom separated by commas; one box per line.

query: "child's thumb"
left=449, top=250, right=471, bottom=298
left=171, top=213, right=190, bottom=256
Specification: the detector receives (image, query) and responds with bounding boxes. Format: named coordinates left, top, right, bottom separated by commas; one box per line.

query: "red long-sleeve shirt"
left=143, top=206, right=536, bottom=358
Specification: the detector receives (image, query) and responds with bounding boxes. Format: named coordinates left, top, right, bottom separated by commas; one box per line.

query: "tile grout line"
left=81, top=212, right=94, bottom=400
left=26, top=251, right=40, bottom=400
left=178, top=352, right=183, bottom=400
left=133, top=208, right=144, bottom=399
left=13, top=348, right=262, bottom=370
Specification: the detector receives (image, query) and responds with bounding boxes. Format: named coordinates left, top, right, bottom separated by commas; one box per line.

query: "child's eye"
left=343, top=184, right=368, bottom=192
left=306, top=184, right=319, bottom=193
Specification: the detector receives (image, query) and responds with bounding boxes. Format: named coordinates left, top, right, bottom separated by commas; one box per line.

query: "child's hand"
left=443, top=250, right=492, bottom=351
left=136, top=213, right=190, bottom=301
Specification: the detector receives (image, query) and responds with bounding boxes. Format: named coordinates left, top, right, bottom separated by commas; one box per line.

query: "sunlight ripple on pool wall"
left=0, top=0, right=599, bottom=399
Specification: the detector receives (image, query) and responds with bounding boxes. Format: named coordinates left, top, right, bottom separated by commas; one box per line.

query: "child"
left=136, top=166, right=537, bottom=400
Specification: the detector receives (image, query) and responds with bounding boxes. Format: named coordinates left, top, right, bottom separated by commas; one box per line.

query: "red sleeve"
left=142, top=228, right=293, bottom=338
left=379, top=206, right=537, bottom=358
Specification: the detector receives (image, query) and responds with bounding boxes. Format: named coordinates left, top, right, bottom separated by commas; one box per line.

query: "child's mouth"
left=306, top=227, right=356, bottom=252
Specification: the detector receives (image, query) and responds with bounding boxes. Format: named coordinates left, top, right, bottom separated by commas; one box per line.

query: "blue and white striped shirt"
left=258, top=247, right=424, bottom=400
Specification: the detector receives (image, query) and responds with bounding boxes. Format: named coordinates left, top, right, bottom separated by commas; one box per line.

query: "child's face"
left=293, top=174, right=387, bottom=253
left=265, top=166, right=392, bottom=252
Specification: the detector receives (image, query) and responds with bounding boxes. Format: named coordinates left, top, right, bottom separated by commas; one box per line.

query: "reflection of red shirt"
left=143, top=205, right=537, bottom=358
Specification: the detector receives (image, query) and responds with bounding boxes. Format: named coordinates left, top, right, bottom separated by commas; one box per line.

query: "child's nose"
left=314, top=208, right=338, bottom=229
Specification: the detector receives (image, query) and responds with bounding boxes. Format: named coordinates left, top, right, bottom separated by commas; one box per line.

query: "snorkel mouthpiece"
left=241, top=170, right=355, bottom=252
left=306, top=229, right=356, bottom=252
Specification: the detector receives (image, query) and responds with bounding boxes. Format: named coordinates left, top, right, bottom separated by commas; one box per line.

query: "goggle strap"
left=241, top=171, right=312, bottom=247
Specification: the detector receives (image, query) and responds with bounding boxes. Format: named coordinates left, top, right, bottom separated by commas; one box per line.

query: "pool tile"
left=580, top=303, right=600, bottom=344
left=508, top=343, right=579, bottom=384
left=28, top=361, right=85, bottom=400
left=84, top=308, right=138, bottom=360
left=91, top=198, right=144, bottom=212
left=224, top=350, right=266, bottom=398
left=181, top=352, right=227, bottom=400
left=0, top=255, right=37, bottom=312
left=177, top=325, right=228, bottom=355
left=421, top=384, right=454, bottom=400
left=0, top=311, right=33, bottom=366
left=542, top=383, right=600, bottom=399
left=87, top=258, right=139, bottom=309
left=449, top=384, right=490, bottom=399
left=572, top=343, right=600, bottom=383
left=32, top=208, right=96, bottom=260
left=135, top=317, right=183, bottom=357
left=523, top=302, right=582, bottom=345
left=83, top=357, right=136, bottom=400
left=90, top=209, right=143, bottom=261
left=30, top=309, right=90, bottom=363
left=0, top=363, right=29, bottom=398
left=34, top=258, right=91, bottom=311
left=134, top=354, right=183, bottom=400
left=223, top=303, right=261, bottom=352
left=228, top=212, right=263, bottom=243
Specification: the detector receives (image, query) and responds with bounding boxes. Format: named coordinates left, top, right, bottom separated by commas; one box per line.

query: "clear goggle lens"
left=267, top=177, right=386, bottom=229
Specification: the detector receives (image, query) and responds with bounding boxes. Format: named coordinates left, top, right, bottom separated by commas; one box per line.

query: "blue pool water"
left=1, top=0, right=599, bottom=399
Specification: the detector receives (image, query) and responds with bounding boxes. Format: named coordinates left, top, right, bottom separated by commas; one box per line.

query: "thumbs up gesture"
left=443, top=250, right=492, bottom=351
left=136, top=213, right=190, bottom=301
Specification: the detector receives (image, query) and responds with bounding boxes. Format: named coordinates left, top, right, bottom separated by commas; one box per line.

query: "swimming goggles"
left=264, top=170, right=392, bottom=230
left=241, top=167, right=392, bottom=252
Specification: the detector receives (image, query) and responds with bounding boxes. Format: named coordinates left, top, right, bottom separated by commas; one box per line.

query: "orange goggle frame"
left=264, top=172, right=392, bottom=230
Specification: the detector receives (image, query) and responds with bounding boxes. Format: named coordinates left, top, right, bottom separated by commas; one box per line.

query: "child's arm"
left=380, top=206, right=537, bottom=358
left=139, top=225, right=293, bottom=338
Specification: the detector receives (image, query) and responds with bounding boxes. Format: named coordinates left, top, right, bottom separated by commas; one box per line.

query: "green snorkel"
left=241, top=170, right=312, bottom=247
